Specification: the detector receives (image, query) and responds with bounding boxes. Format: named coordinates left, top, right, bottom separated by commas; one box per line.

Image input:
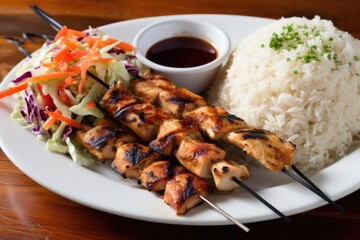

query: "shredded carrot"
left=67, top=29, right=86, bottom=38
left=44, top=110, right=83, bottom=129
left=55, top=26, right=68, bottom=42
left=42, top=109, right=61, bottom=131
left=0, top=71, right=80, bottom=99
left=78, top=60, right=94, bottom=94
left=83, top=37, right=134, bottom=52
left=98, top=57, right=114, bottom=63
left=116, top=41, right=134, bottom=52
left=40, top=60, right=54, bottom=68
left=53, top=47, right=70, bottom=63
left=86, top=50, right=101, bottom=59
left=64, top=77, right=74, bottom=87
left=61, top=38, right=77, bottom=51
left=66, top=65, right=81, bottom=73
left=58, top=81, right=73, bottom=107
left=0, top=82, right=29, bottom=99
left=90, top=39, right=101, bottom=51
left=85, top=101, right=97, bottom=109
left=70, top=50, right=89, bottom=60
left=27, top=71, right=80, bottom=83
left=100, top=38, right=134, bottom=51
left=83, top=37, right=96, bottom=47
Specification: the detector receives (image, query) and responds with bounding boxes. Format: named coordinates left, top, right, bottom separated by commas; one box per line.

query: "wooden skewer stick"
left=232, top=177, right=291, bottom=222
left=199, top=195, right=250, bottom=232
left=291, top=164, right=344, bottom=213
left=29, top=5, right=62, bottom=31
left=282, top=168, right=345, bottom=213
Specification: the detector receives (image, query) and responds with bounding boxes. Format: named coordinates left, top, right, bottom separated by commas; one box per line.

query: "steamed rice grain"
left=207, top=16, right=360, bottom=172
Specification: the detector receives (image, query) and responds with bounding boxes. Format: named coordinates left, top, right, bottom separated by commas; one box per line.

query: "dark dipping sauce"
left=146, top=36, right=217, bottom=68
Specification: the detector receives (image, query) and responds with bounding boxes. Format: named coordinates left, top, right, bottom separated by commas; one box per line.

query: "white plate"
left=1, top=14, right=359, bottom=226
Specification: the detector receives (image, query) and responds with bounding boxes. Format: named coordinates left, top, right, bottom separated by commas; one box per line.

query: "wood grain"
left=1, top=1, right=360, bottom=239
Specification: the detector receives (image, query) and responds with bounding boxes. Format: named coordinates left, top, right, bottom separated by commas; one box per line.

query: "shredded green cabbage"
left=46, top=138, right=69, bottom=154
left=66, top=138, right=97, bottom=166
left=69, top=83, right=105, bottom=119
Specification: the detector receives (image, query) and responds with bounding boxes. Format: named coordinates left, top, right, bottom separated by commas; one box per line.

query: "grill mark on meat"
left=239, top=129, right=268, bottom=140
left=87, top=127, right=125, bottom=150
left=114, top=102, right=145, bottom=124
left=168, top=95, right=194, bottom=106
left=108, top=89, right=122, bottom=104
left=180, top=117, right=198, bottom=130
left=124, top=144, right=152, bottom=165
left=88, top=135, right=109, bottom=150
left=218, top=114, right=244, bottom=124
left=180, top=177, right=196, bottom=203
left=149, top=134, right=176, bottom=155
left=106, top=87, right=136, bottom=105
left=143, top=162, right=178, bottom=190
left=137, top=112, right=145, bottom=125
left=165, top=162, right=176, bottom=179
left=193, top=146, right=210, bottom=158
left=144, top=170, right=158, bottom=190
left=221, top=166, right=229, bottom=174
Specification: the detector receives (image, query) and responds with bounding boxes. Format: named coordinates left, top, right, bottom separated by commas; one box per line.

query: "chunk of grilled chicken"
left=74, top=119, right=137, bottom=161
left=157, top=88, right=207, bottom=118
left=212, top=160, right=251, bottom=192
left=139, top=160, right=187, bottom=192
left=224, top=129, right=295, bottom=172
left=130, top=71, right=206, bottom=118
left=174, top=139, right=226, bottom=178
left=99, top=81, right=170, bottom=142
left=112, top=143, right=160, bottom=179
left=184, top=106, right=248, bottom=140
left=149, top=118, right=203, bottom=156
left=114, top=102, right=171, bottom=142
left=99, top=81, right=140, bottom=114
left=163, top=171, right=212, bottom=215
left=130, top=70, right=177, bottom=104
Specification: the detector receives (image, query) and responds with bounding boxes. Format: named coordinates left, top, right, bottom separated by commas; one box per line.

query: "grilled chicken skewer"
left=73, top=120, right=249, bottom=231
left=129, top=70, right=344, bottom=213
left=99, top=79, right=291, bottom=222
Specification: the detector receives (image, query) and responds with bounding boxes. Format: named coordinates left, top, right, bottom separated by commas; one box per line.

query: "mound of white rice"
left=208, top=16, right=360, bottom=172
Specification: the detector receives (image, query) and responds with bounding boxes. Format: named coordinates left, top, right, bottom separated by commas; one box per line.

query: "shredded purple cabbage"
left=20, top=89, right=48, bottom=135
left=126, top=54, right=136, bottom=60
left=52, top=45, right=61, bottom=53
left=108, top=48, right=125, bottom=55
left=122, top=61, right=140, bottom=76
left=32, top=125, right=43, bottom=135
left=62, top=125, right=73, bottom=141
left=12, top=71, right=32, bottom=84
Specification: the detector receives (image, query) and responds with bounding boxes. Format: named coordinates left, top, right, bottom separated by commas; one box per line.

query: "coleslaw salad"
left=0, top=26, right=141, bottom=166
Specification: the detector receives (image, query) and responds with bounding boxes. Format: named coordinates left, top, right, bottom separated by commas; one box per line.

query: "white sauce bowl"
left=133, top=19, right=231, bottom=93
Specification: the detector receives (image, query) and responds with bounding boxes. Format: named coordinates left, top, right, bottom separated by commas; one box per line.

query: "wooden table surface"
left=1, top=1, right=359, bottom=239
